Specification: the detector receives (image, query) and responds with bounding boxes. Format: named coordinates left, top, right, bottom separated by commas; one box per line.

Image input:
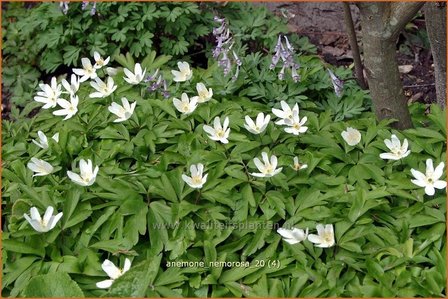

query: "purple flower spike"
left=90, top=2, right=97, bottom=15
left=60, top=2, right=69, bottom=14
left=291, top=67, right=300, bottom=83
left=232, top=51, right=242, bottom=66
left=327, top=69, right=344, bottom=97
left=278, top=65, right=286, bottom=80
left=271, top=34, right=301, bottom=82
left=284, top=36, right=294, bottom=52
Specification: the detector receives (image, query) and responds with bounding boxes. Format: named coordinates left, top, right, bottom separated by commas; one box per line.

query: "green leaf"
left=3, top=239, right=45, bottom=257
left=23, top=272, right=84, bottom=297
left=63, top=45, right=81, bottom=66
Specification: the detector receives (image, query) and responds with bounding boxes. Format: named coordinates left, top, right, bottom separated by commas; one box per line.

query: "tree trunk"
left=357, top=2, right=424, bottom=129
left=342, top=3, right=367, bottom=90
left=425, top=2, right=446, bottom=108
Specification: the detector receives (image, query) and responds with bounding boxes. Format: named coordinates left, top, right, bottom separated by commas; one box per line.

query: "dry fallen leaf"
left=398, top=65, right=413, bottom=74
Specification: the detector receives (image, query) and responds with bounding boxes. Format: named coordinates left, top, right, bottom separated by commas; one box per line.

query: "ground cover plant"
left=2, top=1, right=287, bottom=109
left=2, top=2, right=447, bottom=298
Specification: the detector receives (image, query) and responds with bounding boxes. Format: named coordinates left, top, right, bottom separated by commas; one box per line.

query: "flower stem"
left=195, top=189, right=202, bottom=205
left=221, top=143, right=230, bottom=159
left=48, top=174, right=59, bottom=186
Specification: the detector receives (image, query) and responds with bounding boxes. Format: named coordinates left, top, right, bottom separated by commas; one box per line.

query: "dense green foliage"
left=2, top=2, right=446, bottom=298
left=2, top=2, right=287, bottom=107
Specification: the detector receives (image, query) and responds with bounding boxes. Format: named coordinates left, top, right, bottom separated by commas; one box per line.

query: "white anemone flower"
left=23, top=206, right=63, bottom=233
left=411, top=159, right=446, bottom=196
left=123, top=63, right=146, bottom=85
left=67, top=159, right=99, bottom=186
left=61, top=74, right=80, bottom=96
left=244, top=113, right=270, bottom=135
left=27, top=157, right=54, bottom=177
left=106, top=67, right=118, bottom=76
left=96, top=258, right=131, bottom=289
left=308, top=224, right=335, bottom=248
left=73, top=57, right=97, bottom=82
left=341, top=127, right=361, bottom=146
left=284, top=109, right=308, bottom=135
left=32, top=131, right=59, bottom=149
left=182, top=163, right=208, bottom=189
left=171, top=61, right=192, bottom=82
left=34, top=77, right=64, bottom=109
left=292, top=156, right=308, bottom=171
left=108, top=97, right=136, bottom=122
left=89, top=77, right=117, bottom=98
left=93, top=51, right=110, bottom=69
left=251, top=152, right=283, bottom=178
left=277, top=227, right=308, bottom=244
left=272, top=100, right=299, bottom=125
left=53, top=95, right=79, bottom=120
left=379, top=134, right=411, bottom=160
left=173, top=93, right=198, bottom=115
left=196, top=83, right=213, bottom=103
left=203, top=116, right=230, bottom=144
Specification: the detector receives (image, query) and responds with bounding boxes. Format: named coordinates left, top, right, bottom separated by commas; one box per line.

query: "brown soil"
left=263, top=2, right=436, bottom=104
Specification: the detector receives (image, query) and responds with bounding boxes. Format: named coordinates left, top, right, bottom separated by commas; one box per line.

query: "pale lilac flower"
left=328, top=69, right=344, bottom=97
left=212, top=16, right=242, bottom=80
left=60, top=2, right=69, bottom=14
left=271, top=35, right=300, bottom=82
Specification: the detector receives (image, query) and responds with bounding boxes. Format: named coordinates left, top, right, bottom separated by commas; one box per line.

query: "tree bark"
left=342, top=3, right=367, bottom=90
left=357, top=2, right=424, bottom=129
left=425, top=2, right=446, bottom=108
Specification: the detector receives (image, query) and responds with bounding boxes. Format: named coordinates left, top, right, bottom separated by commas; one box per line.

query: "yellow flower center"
left=264, top=164, right=273, bottom=174
left=323, top=232, right=333, bottom=244
left=216, top=130, right=225, bottom=138
left=182, top=104, right=190, bottom=112
left=192, top=175, right=202, bottom=185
